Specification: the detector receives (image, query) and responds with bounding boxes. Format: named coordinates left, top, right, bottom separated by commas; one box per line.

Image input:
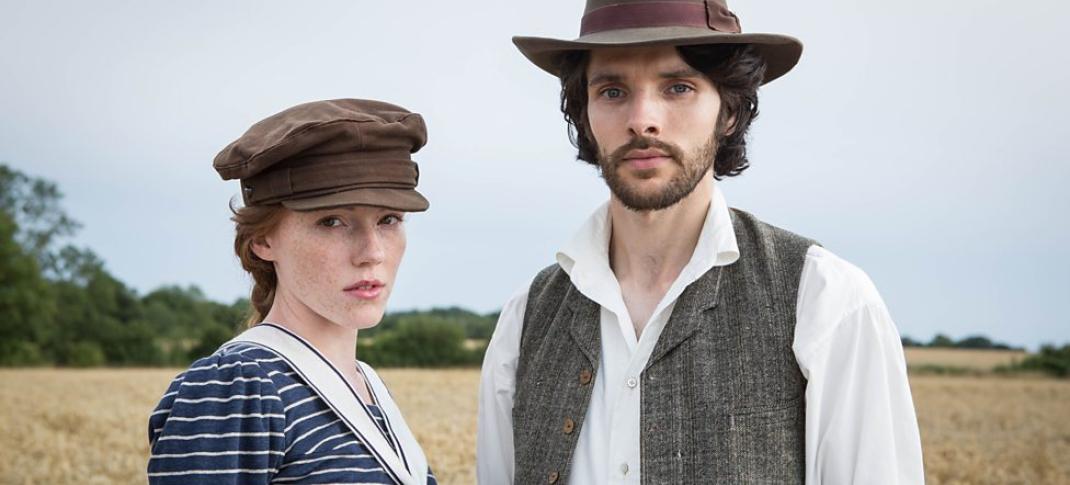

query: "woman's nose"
left=350, top=231, right=386, bottom=266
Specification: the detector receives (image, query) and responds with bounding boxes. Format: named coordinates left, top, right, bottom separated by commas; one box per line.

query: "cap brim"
left=513, top=27, right=802, bottom=85
left=281, top=188, right=429, bottom=212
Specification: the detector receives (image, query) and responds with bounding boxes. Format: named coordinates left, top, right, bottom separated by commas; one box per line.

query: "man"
left=478, top=0, right=924, bottom=483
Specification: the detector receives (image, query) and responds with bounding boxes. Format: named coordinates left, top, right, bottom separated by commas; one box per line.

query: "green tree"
left=370, top=306, right=497, bottom=340
left=64, top=341, right=107, bottom=367
left=360, top=319, right=471, bottom=367
left=1, top=163, right=250, bottom=367
left=142, top=285, right=215, bottom=339
left=141, top=286, right=248, bottom=363
left=188, top=324, right=237, bottom=360
left=0, top=210, right=56, bottom=365
left=901, top=336, right=922, bottom=347
left=929, top=334, right=955, bottom=348
left=956, top=335, right=994, bottom=349
left=49, top=257, right=160, bottom=366
left=1016, top=344, right=1070, bottom=378
left=0, top=164, right=81, bottom=276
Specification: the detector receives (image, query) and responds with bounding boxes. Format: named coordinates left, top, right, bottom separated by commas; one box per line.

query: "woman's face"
left=253, top=205, right=407, bottom=331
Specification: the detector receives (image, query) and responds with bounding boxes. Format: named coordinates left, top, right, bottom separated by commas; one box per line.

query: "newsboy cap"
left=213, top=98, right=429, bottom=212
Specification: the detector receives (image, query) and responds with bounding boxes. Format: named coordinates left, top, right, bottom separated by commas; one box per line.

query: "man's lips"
left=623, top=149, right=672, bottom=170
left=343, top=280, right=385, bottom=300
left=624, top=148, right=670, bottom=160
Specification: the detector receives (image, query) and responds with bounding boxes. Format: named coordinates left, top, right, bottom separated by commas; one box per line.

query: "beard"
left=597, top=134, right=716, bottom=212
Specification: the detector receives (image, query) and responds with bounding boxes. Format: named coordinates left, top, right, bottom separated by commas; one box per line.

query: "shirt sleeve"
left=794, top=246, right=925, bottom=485
left=476, top=286, right=529, bottom=485
left=147, top=350, right=287, bottom=485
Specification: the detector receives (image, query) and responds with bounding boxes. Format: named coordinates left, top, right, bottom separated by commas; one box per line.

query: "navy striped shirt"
left=148, top=343, right=438, bottom=484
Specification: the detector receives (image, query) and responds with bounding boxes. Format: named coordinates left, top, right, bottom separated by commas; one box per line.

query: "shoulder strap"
left=225, top=324, right=416, bottom=485
left=360, top=362, right=429, bottom=485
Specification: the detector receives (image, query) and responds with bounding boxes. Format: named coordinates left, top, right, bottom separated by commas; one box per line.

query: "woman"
left=147, top=99, right=437, bottom=485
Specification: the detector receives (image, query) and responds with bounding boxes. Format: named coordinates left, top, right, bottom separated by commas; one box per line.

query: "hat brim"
left=280, top=188, right=429, bottom=212
left=513, top=27, right=802, bottom=85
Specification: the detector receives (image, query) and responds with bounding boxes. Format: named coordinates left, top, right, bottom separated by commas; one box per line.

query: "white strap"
left=226, top=324, right=417, bottom=485
left=360, top=362, right=429, bottom=485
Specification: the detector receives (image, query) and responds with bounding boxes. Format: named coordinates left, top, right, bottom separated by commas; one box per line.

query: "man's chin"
left=627, top=168, right=662, bottom=181
left=610, top=189, right=684, bottom=213
left=617, top=176, right=671, bottom=195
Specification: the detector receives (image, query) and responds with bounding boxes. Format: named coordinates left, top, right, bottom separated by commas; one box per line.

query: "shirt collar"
left=556, top=183, right=740, bottom=310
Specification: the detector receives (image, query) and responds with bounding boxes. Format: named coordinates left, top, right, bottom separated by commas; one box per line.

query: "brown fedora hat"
left=513, top=0, right=802, bottom=84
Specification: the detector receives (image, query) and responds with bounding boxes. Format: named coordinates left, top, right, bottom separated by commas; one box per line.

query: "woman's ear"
left=250, top=235, right=276, bottom=262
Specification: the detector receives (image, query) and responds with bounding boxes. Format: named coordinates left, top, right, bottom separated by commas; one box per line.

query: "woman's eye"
left=380, top=214, right=404, bottom=226
left=317, top=216, right=344, bottom=228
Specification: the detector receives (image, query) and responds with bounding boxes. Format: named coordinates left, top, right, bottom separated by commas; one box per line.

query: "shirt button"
left=620, top=463, right=630, bottom=475
left=579, top=369, right=593, bottom=385
left=563, top=417, right=575, bottom=434
left=548, top=470, right=560, bottom=483
left=626, top=377, right=638, bottom=388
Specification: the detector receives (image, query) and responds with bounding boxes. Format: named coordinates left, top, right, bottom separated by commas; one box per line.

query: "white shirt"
left=476, top=185, right=925, bottom=485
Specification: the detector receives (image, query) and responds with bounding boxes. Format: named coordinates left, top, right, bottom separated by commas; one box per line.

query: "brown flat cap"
left=213, top=98, right=429, bottom=212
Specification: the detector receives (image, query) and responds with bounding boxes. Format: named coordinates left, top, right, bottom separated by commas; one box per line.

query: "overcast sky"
left=2, top=0, right=1066, bottom=349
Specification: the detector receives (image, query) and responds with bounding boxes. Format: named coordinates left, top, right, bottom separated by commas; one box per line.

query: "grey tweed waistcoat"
left=512, top=208, right=815, bottom=485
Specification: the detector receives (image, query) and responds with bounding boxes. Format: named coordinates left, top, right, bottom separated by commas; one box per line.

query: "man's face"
left=585, top=45, right=722, bottom=211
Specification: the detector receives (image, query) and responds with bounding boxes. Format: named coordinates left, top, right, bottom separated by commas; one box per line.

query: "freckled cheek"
left=382, top=232, right=407, bottom=290
left=287, top=243, right=344, bottom=297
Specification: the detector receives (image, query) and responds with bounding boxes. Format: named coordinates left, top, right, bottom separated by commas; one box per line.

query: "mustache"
left=607, top=136, right=686, bottom=166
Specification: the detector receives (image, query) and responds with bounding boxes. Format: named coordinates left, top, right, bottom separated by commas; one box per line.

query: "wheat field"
left=904, top=348, right=1027, bottom=371
left=1, top=351, right=1068, bottom=484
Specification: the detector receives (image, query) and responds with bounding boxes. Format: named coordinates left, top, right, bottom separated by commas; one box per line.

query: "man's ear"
left=250, top=235, right=276, bottom=262
left=721, top=113, right=738, bottom=137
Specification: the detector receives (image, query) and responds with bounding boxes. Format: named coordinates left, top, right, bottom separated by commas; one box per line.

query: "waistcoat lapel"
left=567, top=285, right=603, bottom=366
left=645, top=265, right=723, bottom=370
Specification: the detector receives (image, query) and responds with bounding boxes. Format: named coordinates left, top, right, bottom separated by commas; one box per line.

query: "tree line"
left=0, top=163, right=495, bottom=367
left=900, top=333, right=1022, bottom=350
left=2, top=162, right=1065, bottom=376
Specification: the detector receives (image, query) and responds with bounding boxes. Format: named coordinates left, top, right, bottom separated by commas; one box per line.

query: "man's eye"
left=601, top=88, right=624, bottom=99
left=669, top=84, right=694, bottom=94
left=380, top=214, right=404, bottom=226
left=317, top=216, right=344, bottom=228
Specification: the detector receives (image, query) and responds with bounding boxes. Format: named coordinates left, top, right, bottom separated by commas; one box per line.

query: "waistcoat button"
left=579, top=369, right=593, bottom=385
left=563, top=417, right=575, bottom=434
left=549, top=470, right=560, bottom=483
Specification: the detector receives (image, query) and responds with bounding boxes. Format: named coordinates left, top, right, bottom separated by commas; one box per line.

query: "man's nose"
left=625, top=91, right=663, bottom=138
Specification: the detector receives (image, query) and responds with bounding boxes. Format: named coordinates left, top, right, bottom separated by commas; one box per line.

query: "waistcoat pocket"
left=727, top=398, right=805, bottom=484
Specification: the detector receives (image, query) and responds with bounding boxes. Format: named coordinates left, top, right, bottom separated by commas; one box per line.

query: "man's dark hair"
left=557, top=44, right=767, bottom=179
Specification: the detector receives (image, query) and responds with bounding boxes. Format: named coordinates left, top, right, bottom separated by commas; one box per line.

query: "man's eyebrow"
left=587, top=67, right=704, bottom=86
left=587, top=72, right=623, bottom=86
left=659, top=67, right=703, bottom=79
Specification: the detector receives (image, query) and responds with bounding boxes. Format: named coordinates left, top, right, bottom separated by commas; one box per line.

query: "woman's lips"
left=343, top=280, right=384, bottom=300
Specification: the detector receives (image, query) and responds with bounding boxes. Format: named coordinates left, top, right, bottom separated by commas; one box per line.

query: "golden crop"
left=1, top=353, right=1067, bottom=484
left=904, top=347, right=1027, bottom=371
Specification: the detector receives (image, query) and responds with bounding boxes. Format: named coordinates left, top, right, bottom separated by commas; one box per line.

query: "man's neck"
left=608, top=174, right=714, bottom=335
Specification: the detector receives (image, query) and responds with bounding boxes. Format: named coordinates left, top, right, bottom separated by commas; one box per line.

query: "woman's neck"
left=261, top=291, right=360, bottom=372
